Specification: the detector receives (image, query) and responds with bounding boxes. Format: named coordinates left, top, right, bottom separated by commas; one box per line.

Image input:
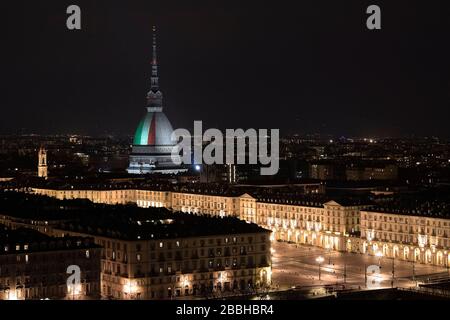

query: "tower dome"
left=133, top=111, right=175, bottom=146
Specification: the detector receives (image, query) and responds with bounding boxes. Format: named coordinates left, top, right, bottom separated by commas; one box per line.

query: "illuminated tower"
left=128, top=26, right=185, bottom=174
left=38, top=147, right=48, bottom=179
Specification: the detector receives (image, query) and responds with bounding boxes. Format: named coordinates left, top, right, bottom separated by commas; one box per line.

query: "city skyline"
left=3, top=1, right=450, bottom=137
left=2, top=0, right=450, bottom=305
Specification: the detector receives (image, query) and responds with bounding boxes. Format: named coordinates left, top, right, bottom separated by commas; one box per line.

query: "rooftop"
left=0, top=224, right=99, bottom=254
left=366, top=188, right=450, bottom=219
left=0, top=191, right=270, bottom=241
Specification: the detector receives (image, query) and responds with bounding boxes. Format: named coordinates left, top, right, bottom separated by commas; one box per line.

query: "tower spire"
left=150, top=25, right=159, bottom=91
left=146, top=25, right=163, bottom=111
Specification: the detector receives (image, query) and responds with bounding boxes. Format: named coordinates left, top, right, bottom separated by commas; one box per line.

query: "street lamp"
left=316, top=256, right=324, bottom=281
left=391, top=256, right=395, bottom=288
left=343, top=262, right=347, bottom=284
left=446, top=255, right=449, bottom=277
left=124, top=280, right=137, bottom=300
left=327, top=246, right=332, bottom=265
left=375, top=251, right=383, bottom=267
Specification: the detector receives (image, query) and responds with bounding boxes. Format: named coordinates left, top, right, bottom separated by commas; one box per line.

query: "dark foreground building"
left=0, top=225, right=101, bottom=300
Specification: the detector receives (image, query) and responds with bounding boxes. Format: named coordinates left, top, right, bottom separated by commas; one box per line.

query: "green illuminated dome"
left=133, top=109, right=175, bottom=146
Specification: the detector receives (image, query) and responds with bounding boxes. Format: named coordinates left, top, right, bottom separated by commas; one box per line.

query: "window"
left=86, top=250, right=90, bottom=258
left=136, top=254, right=141, bottom=262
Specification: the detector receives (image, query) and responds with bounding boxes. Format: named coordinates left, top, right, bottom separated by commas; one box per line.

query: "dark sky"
left=3, top=0, right=450, bottom=137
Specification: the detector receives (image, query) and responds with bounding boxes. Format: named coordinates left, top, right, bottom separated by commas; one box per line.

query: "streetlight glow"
left=316, top=256, right=325, bottom=281
left=375, top=251, right=383, bottom=267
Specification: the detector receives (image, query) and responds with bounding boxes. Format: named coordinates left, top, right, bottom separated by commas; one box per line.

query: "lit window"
left=136, top=254, right=141, bottom=261
left=159, top=242, right=163, bottom=248
left=86, top=250, right=90, bottom=258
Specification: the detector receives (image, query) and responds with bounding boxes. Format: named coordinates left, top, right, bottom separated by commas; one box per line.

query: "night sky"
left=3, top=0, right=450, bottom=137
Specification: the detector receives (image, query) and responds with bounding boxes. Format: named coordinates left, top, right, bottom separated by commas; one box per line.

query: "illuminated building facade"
left=360, top=209, right=450, bottom=267
left=245, top=198, right=365, bottom=252
left=51, top=228, right=271, bottom=299
left=28, top=184, right=450, bottom=268
left=29, top=186, right=367, bottom=253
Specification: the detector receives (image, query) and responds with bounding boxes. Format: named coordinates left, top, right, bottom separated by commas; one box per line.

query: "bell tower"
left=38, top=147, right=48, bottom=179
